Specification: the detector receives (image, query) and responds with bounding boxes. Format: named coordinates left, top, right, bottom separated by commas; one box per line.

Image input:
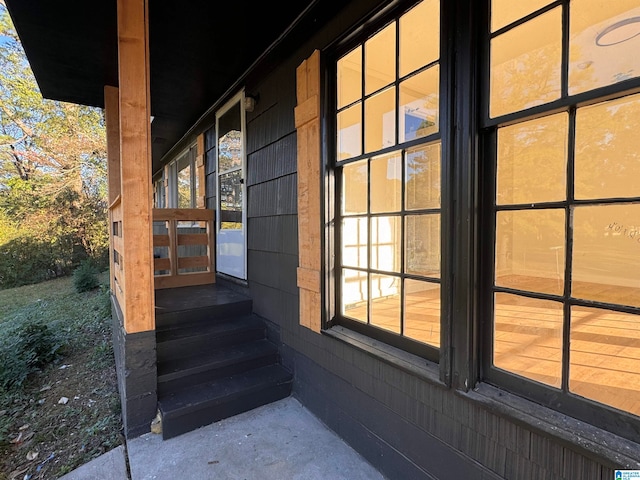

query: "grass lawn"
left=0, top=272, right=123, bottom=479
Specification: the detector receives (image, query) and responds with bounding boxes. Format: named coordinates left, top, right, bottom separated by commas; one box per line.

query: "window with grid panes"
left=484, top=0, right=640, bottom=442
left=334, top=0, right=443, bottom=359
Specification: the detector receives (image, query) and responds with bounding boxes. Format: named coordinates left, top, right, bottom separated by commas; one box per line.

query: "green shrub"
left=73, top=260, right=100, bottom=293
left=0, top=236, right=64, bottom=289
left=0, top=315, right=62, bottom=393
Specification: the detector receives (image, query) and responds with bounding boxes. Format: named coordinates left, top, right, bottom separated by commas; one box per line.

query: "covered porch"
left=5, top=0, right=317, bottom=437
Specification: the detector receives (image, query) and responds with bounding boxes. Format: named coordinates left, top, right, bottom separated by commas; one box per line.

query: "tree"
left=0, top=4, right=108, bottom=288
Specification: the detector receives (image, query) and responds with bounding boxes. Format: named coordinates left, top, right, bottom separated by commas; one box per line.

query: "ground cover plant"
left=0, top=273, right=123, bottom=480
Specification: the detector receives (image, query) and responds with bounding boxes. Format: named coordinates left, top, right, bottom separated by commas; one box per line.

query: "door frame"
left=215, top=90, right=248, bottom=280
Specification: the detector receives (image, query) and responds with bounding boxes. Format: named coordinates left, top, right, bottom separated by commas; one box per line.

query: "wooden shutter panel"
left=295, top=50, right=322, bottom=333
left=196, top=133, right=206, bottom=208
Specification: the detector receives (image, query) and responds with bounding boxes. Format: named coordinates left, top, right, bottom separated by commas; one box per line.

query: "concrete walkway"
left=60, top=397, right=386, bottom=480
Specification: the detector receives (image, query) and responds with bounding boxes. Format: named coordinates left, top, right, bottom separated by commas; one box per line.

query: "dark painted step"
left=159, top=364, right=293, bottom=440
left=156, top=315, right=266, bottom=362
left=155, top=285, right=252, bottom=331
left=157, top=339, right=280, bottom=396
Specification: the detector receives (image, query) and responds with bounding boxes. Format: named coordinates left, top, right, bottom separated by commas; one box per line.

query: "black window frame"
left=479, top=0, right=640, bottom=444
left=324, top=0, right=640, bottom=445
left=326, top=0, right=453, bottom=364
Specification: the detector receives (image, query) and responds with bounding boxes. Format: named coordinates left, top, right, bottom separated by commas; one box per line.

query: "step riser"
left=156, top=300, right=253, bottom=331
left=158, top=352, right=280, bottom=396
left=157, top=328, right=265, bottom=362
left=156, top=305, right=293, bottom=441
left=161, top=381, right=292, bottom=440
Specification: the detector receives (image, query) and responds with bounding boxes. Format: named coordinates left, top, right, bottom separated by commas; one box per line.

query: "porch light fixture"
left=596, top=17, right=640, bottom=46
left=244, top=95, right=258, bottom=112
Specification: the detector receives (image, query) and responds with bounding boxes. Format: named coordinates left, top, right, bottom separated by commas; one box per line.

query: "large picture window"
left=334, top=0, right=443, bottom=359
left=328, top=0, right=640, bottom=445
left=484, top=0, right=640, bottom=441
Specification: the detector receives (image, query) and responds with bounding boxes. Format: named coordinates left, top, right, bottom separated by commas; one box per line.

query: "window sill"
left=322, top=325, right=445, bottom=388
left=461, top=383, right=640, bottom=468
left=323, top=326, right=640, bottom=468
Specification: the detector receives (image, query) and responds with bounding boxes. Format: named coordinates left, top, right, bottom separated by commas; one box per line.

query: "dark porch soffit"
left=4, top=0, right=320, bottom=169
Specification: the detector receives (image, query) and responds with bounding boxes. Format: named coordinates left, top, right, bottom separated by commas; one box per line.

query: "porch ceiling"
left=4, top=0, right=317, bottom=169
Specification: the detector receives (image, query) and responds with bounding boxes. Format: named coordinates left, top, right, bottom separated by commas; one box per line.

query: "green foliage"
left=0, top=273, right=111, bottom=395
left=73, top=259, right=100, bottom=293
left=0, top=274, right=122, bottom=476
left=0, top=6, right=108, bottom=289
left=0, top=179, right=109, bottom=289
left=0, top=311, right=62, bottom=392
left=0, top=236, right=68, bottom=288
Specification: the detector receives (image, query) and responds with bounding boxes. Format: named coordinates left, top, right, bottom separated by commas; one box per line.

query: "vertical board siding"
left=205, top=148, right=216, bottom=174
left=204, top=127, right=216, bottom=152
left=246, top=100, right=297, bottom=154
left=246, top=61, right=298, bottom=154
left=246, top=133, right=297, bottom=186
left=247, top=215, right=298, bottom=255
left=204, top=139, right=216, bottom=211
left=205, top=173, right=216, bottom=202
left=247, top=250, right=299, bottom=296
left=247, top=175, right=297, bottom=217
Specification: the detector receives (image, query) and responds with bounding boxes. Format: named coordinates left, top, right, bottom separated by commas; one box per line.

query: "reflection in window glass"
left=495, top=209, right=565, bottom=296
left=569, top=0, right=640, bottom=95
left=399, top=0, right=439, bottom=77
left=337, top=103, right=362, bottom=160
left=365, top=23, right=396, bottom=95
left=572, top=205, right=640, bottom=308
left=405, top=143, right=441, bottom=210
left=490, top=8, right=562, bottom=118
left=219, top=170, right=243, bottom=230
left=404, top=280, right=440, bottom=347
left=574, top=94, right=640, bottom=200
left=370, top=274, right=401, bottom=333
left=342, top=268, right=368, bottom=322
left=371, top=153, right=402, bottom=213
left=365, top=87, right=396, bottom=153
left=570, top=306, right=640, bottom=416
left=338, top=46, right=362, bottom=109
left=494, top=293, right=563, bottom=387
left=342, top=217, right=368, bottom=269
left=399, top=66, right=440, bottom=142
left=497, top=113, right=567, bottom=205
left=491, top=0, right=552, bottom=33
left=405, top=214, right=440, bottom=278
left=488, top=0, right=640, bottom=426
left=177, top=162, right=191, bottom=209
left=342, top=161, right=368, bottom=215
left=371, top=216, right=401, bottom=273
left=336, top=0, right=442, bottom=353
left=218, top=104, right=242, bottom=172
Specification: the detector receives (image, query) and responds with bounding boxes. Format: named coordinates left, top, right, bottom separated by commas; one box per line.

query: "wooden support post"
left=105, top=86, right=121, bottom=205
left=105, top=85, right=121, bottom=295
left=295, top=50, right=322, bottom=333
left=117, top=0, right=155, bottom=333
